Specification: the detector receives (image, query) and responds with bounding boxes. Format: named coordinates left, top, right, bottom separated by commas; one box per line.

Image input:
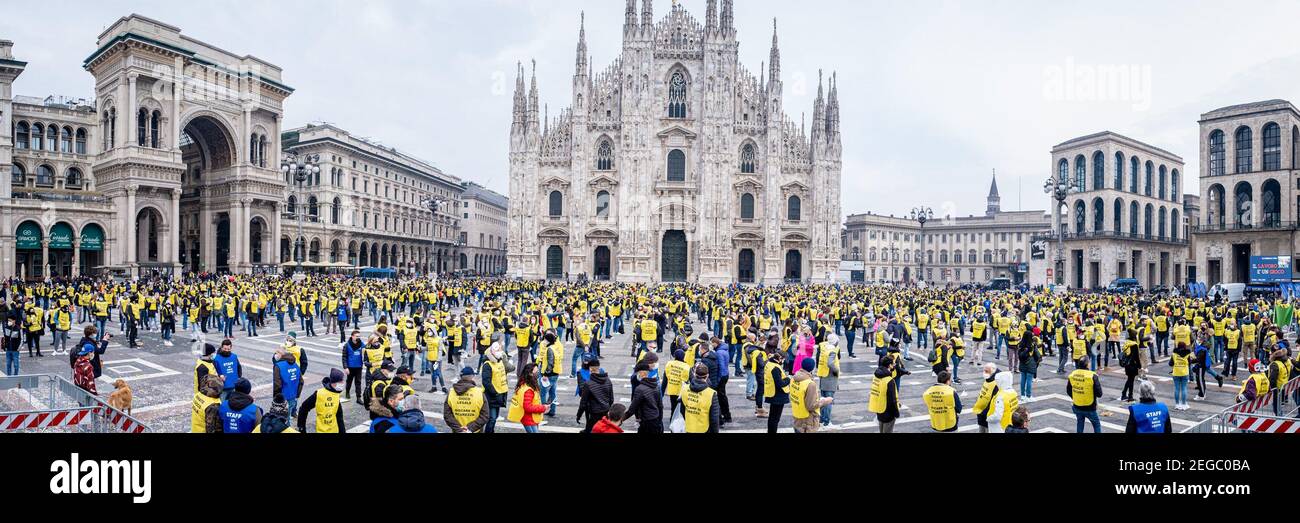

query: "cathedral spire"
left=625, top=0, right=637, bottom=30
left=527, top=59, right=539, bottom=130
left=575, top=12, right=588, bottom=75
left=706, top=0, right=717, bottom=31
left=986, top=169, right=1002, bottom=216
left=642, top=0, right=653, bottom=27
left=769, top=19, right=781, bottom=84
left=721, top=0, right=734, bottom=33
left=512, top=61, right=525, bottom=124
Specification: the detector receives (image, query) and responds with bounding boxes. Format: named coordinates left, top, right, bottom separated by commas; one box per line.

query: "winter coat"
left=624, top=376, right=663, bottom=427
left=443, top=378, right=490, bottom=433
left=578, top=370, right=614, bottom=420
left=591, top=417, right=624, bottom=433
left=72, top=356, right=97, bottom=395
left=687, top=377, right=721, bottom=433
left=698, top=350, right=721, bottom=388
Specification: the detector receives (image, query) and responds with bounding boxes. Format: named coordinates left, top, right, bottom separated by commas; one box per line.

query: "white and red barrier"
left=1231, top=415, right=1299, bottom=433
left=99, top=406, right=147, bottom=434
left=1222, top=377, right=1300, bottom=433
left=0, top=407, right=96, bottom=431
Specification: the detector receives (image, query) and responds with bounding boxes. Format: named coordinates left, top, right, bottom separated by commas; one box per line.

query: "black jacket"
left=699, top=350, right=721, bottom=388
left=874, top=366, right=901, bottom=423
left=578, top=370, right=614, bottom=420
left=687, top=377, right=720, bottom=433
left=624, top=376, right=663, bottom=425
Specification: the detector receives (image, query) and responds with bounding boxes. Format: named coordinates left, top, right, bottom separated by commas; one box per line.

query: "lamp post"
left=280, top=153, right=320, bottom=276
left=910, top=207, right=933, bottom=285
left=1043, top=174, right=1075, bottom=286
left=421, top=196, right=446, bottom=280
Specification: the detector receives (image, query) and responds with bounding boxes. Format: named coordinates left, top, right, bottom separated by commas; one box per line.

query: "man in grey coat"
left=818, top=333, right=840, bottom=427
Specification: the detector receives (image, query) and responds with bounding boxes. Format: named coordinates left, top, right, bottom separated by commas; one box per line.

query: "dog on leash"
left=108, top=379, right=133, bottom=415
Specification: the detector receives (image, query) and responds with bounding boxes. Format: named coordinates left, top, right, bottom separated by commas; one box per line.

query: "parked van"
left=1208, top=282, right=1246, bottom=303
left=1106, top=278, right=1141, bottom=293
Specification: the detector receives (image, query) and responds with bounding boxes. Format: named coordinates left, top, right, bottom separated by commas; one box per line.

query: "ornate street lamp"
left=909, top=206, right=933, bottom=284
left=1043, top=174, right=1076, bottom=285
left=281, top=153, right=320, bottom=275
left=421, top=196, right=447, bottom=279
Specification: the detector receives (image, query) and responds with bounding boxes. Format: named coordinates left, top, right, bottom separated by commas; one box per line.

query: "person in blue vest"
left=1125, top=380, right=1171, bottom=433
left=213, top=339, right=242, bottom=401
left=342, top=329, right=366, bottom=402
left=273, top=349, right=303, bottom=416
left=370, top=384, right=438, bottom=433
left=218, top=378, right=261, bottom=434
left=335, top=302, right=350, bottom=344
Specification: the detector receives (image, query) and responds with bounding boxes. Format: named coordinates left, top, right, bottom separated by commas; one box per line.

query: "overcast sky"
left=6, top=0, right=1300, bottom=219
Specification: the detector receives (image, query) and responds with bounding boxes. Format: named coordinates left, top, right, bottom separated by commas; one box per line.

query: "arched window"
left=595, top=190, right=611, bottom=218
left=740, top=143, right=756, bottom=174
left=1235, top=126, right=1253, bottom=173
left=1262, top=179, right=1281, bottom=227
left=953, top=251, right=962, bottom=264
left=308, top=197, right=319, bottom=218
left=1057, top=159, right=1068, bottom=185
left=1171, top=209, right=1180, bottom=241
left=668, top=70, right=687, bottom=118
left=1171, top=169, right=1179, bottom=203
left=60, top=126, right=72, bottom=153
left=75, top=128, right=87, bottom=154
left=137, top=109, right=148, bottom=146
left=787, top=195, right=802, bottom=221
left=150, top=110, right=161, bottom=148
left=1158, top=165, right=1167, bottom=200
left=35, top=164, right=54, bottom=186
left=1092, top=151, right=1105, bottom=190
left=1235, top=181, right=1253, bottom=227
left=1129, top=156, right=1139, bottom=192
left=1113, top=198, right=1123, bottom=234
left=1074, top=154, right=1086, bottom=192
left=667, top=149, right=686, bottom=181
left=1074, top=200, right=1086, bottom=234
left=1114, top=152, right=1124, bottom=189
left=1263, top=122, right=1281, bottom=170
left=596, top=139, right=614, bottom=170
left=331, top=197, right=341, bottom=224
left=1143, top=204, right=1153, bottom=237
left=983, top=250, right=993, bottom=263
left=1207, top=184, right=1225, bottom=228
left=869, top=248, right=877, bottom=262
left=1092, top=197, right=1105, bottom=232
left=65, top=167, right=82, bottom=187
left=250, top=134, right=260, bottom=166
left=1209, top=130, right=1225, bottom=176
left=549, top=191, right=563, bottom=217
left=1158, top=207, right=1167, bottom=239
left=258, top=136, right=268, bottom=168
left=46, top=124, right=56, bottom=151
left=939, top=250, right=948, bottom=264
left=1144, top=161, right=1153, bottom=196
left=286, top=195, right=297, bottom=215
left=31, top=123, right=43, bottom=150
left=10, top=163, right=25, bottom=184
left=740, top=193, right=755, bottom=220
left=15, top=121, right=29, bottom=149
left=1129, top=201, right=1139, bottom=236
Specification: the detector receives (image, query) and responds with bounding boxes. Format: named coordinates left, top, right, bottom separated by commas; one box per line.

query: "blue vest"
left=213, top=352, right=240, bottom=390
left=337, top=305, right=349, bottom=321
left=219, top=401, right=259, bottom=433
left=1129, top=402, right=1168, bottom=433
left=345, top=341, right=364, bottom=368
left=371, top=416, right=438, bottom=433
left=276, top=360, right=301, bottom=399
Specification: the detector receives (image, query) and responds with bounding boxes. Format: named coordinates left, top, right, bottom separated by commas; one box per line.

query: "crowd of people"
left=2, top=274, right=1298, bottom=434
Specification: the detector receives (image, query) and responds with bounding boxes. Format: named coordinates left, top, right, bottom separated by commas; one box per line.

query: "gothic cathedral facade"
left=508, top=0, right=843, bottom=284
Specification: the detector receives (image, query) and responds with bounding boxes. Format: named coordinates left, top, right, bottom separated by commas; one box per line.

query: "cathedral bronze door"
left=785, top=250, right=802, bottom=282
left=738, top=249, right=755, bottom=283
left=661, top=230, right=687, bottom=282
left=594, top=246, right=611, bottom=281
left=546, top=246, right=564, bottom=280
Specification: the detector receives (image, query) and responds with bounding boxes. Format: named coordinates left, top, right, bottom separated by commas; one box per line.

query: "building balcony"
left=1193, top=220, right=1295, bottom=233
left=11, top=190, right=110, bottom=205
left=733, top=217, right=762, bottom=230
left=1057, top=230, right=1188, bottom=245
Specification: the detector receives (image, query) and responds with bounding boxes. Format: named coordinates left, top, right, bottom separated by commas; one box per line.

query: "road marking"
left=97, top=358, right=179, bottom=383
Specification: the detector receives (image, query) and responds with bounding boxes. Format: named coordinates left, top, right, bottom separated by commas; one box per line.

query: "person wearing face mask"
left=985, top=371, right=1018, bottom=434
left=972, top=363, right=1001, bottom=434
left=371, top=385, right=438, bottom=433
left=297, top=368, right=348, bottom=434
left=341, top=329, right=366, bottom=402
left=445, top=367, right=489, bottom=433
left=479, top=343, right=512, bottom=433
left=507, top=363, right=546, bottom=433
left=622, top=361, right=664, bottom=433
left=368, top=362, right=397, bottom=420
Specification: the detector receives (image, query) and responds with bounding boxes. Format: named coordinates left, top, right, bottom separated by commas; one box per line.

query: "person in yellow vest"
left=664, top=348, right=692, bottom=417
left=972, top=363, right=1001, bottom=433
left=868, top=356, right=902, bottom=433
left=792, top=358, right=835, bottom=433
left=296, top=369, right=347, bottom=434
left=444, top=366, right=490, bottom=433
left=50, top=304, right=73, bottom=356
left=422, top=322, right=446, bottom=393
left=479, top=343, right=511, bottom=433
left=682, top=364, right=721, bottom=433
left=923, top=370, right=962, bottom=432
left=1067, top=359, right=1104, bottom=433
left=193, top=375, right=224, bottom=433
left=1268, top=349, right=1291, bottom=416
left=507, top=363, right=547, bottom=433
left=986, top=371, right=1019, bottom=434
left=1168, top=342, right=1194, bottom=410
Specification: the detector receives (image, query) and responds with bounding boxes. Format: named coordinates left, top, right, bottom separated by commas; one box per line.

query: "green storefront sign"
left=80, top=225, right=104, bottom=252
left=49, top=223, right=73, bottom=249
left=16, top=222, right=41, bottom=250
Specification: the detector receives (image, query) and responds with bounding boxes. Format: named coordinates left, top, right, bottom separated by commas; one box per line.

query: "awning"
left=16, top=222, right=41, bottom=249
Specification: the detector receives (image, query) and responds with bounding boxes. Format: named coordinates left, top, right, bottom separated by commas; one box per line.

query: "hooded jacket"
left=987, top=371, right=1015, bottom=434
left=687, top=376, right=721, bottom=433
left=443, top=377, right=490, bottom=433
left=374, top=408, right=438, bottom=433
left=200, top=378, right=224, bottom=433
left=72, top=336, right=106, bottom=377
left=578, top=369, right=614, bottom=420
left=698, top=350, right=721, bottom=388
left=258, top=411, right=293, bottom=434
left=220, top=390, right=259, bottom=432
left=296, top=379, right=347, bottom=434
left=623, top=376, right=662, bottom=427
left=591, top=417, right=623, bottom=433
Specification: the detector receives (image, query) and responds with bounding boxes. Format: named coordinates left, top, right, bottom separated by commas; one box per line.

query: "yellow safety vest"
left=868, top=374, right=896, bottom=414
left=924, top=384, right=958, bottom=431
left=448, top=387, right=485, bottom=430
left=194, top=359, right=216, bottom=393
left=1068, top=370, right=1097, bottom=407
left=762, top=362, right=790, bottom=398
left=1241, top=373, right=1269, bottom=396
left=682, top=386, right=716, bottom=433
left=481, top=360, right=507, bottom=394
left=665, top=360, right=690, bottom=397
left=816, top=342, right=838, bottom=378
left=364, top=347, right=385, bottom=372
left=507, top=384, right=541, bottom=424
left=1171, top=352, right=1190, bottom=377
left=539, top=341, right=564, bottom=375
left=640, top=319, right=657, bottom=341
left=315, top=388, right=341, bottom=433
left=997, top=389, right=1020, bottom=430
left=424, top=335, right=441, bottom=362
left=191, top=393, right=219, bottom=433
left=790, top=378, right=818, bottom=419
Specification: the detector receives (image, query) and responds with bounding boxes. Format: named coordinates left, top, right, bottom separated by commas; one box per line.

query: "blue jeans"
left=486, top=405, right=499, bottom=433
left=402, top=351, right=416, bottom=371
left=1173, top=376, right=1188, bottom=405
left=1073, top=406, right=1101, bottom=433
left=834, top=320, right=843, bottom=335
left=5, top=351, right=19, bottom=375
left=95, top=318, right=107, bottom=341
left=287, top=398, right=298, bottom=418
left=951, top=355, right=963, bottom=380
left=819, top=390, right=835, bottom=425
left=570, top=346, right=585, bottom=377
left=1020, top=370, right=1034, bottom=397
left=541, top=375, right=558, bottom=408
left=746, top=372, right=757, bottom=397
left=277, top=313, right=285, bottom=332
left=918, top=330, right=929, bottom=349
left=523, top=425, right=539, bottom=433
left=845, top=330, right=856, bottom=356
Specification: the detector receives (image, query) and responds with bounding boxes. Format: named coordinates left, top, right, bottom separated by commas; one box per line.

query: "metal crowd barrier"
left=1181, top=376, right=1300, bottom=433
left=0, top=374, right=151, bottom=433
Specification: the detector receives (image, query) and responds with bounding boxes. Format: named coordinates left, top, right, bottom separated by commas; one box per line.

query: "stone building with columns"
left=280, top=123, right=466, bottom=275
left=1194, top=100, right=1300, bottom=286
left=1049, top=131, right=1191, bottom=290
left=508, top=1, right=843, bottom=284
left=457, top=181, right=507, bottom=276
left=2, top=15, right=293, bottom=279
